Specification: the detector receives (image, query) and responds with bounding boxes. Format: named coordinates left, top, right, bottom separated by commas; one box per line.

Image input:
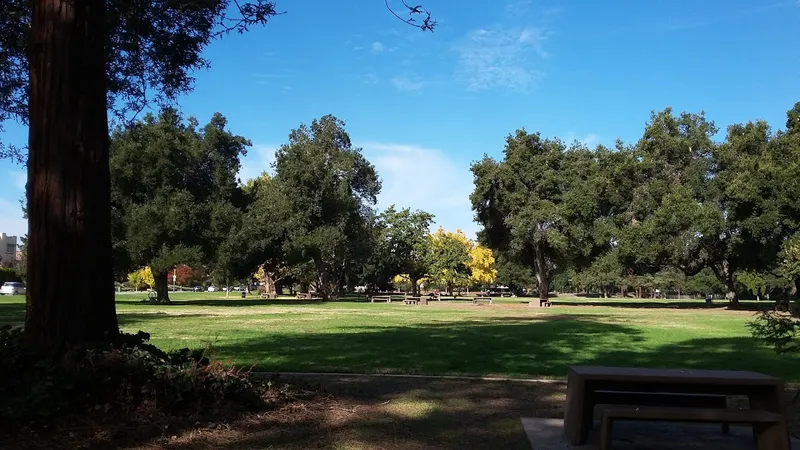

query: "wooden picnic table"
left=473, top=296, right=493, bottom=305
left=563, top=365, right=789, bottom=448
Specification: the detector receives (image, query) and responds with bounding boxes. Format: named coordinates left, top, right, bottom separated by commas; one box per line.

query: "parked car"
left=207, top=286, right=218, bottom=292
left=0, top=281, right=26, bottom=295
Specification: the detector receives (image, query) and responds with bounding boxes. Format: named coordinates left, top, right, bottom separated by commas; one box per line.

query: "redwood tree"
left=0, top=0, right=433, bottom=353
left=25, top=0, right=117, bottom=351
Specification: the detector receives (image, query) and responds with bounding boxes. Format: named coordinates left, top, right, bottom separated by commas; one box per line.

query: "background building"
left=0, top=233, right=18, bottom=268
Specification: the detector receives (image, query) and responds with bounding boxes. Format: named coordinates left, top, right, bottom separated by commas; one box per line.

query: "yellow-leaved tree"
left=142, top=266, right=155, bottom=288
left=392, top=274, right=429, bottom=293
left=469, top=244, right=497, bottom=287
left=429, top=227, right=473, bottom=294
left=126, top=266, right=155, bottom=291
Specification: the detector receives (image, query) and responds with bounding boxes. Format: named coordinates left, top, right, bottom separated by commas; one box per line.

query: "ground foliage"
left=0, top=325, right=324, bottom=448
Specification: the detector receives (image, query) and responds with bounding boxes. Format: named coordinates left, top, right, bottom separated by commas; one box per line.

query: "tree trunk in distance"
left=154, top=270, right=170, bottom=303
left=25, top=0, right=118, bottom=353
left=409, top=275, right=418, bottom=296
left=725, top=277, right=739, bottom=307
left=534, top=266, right=550, bottom=304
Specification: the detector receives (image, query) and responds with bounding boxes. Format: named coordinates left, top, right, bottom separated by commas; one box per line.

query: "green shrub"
left=0, top=326, right=273, bottom=429
left=748, top=310, right=800, bottom=354
left=0, top=267, right=20, bottom=284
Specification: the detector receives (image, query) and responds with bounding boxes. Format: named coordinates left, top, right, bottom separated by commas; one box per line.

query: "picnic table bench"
left=775, top=299, right=791, bottom=312
left=296, top=292, right=320, bottom=300
left=403, top=296, right=421, bottom=305
left=564, top=366, right=790, bottom=449
left=473, top=296, right=493, bottom=305
left=370, top=295, right=391, bottom=303
left=260, top=292, right=277, bottom=299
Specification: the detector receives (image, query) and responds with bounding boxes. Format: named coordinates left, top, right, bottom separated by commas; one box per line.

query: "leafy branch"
left=384, top=0, right=437, bottom=32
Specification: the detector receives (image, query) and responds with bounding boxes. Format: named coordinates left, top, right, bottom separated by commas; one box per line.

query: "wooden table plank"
left=563, top=366, right=788, bottom=447
left=569, top=366, right=780, bottom=384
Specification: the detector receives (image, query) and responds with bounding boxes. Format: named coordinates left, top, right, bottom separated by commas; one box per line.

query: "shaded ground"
left=122, top=375, right=565, bottom=450
left=11, top=375, right=791, bottom=450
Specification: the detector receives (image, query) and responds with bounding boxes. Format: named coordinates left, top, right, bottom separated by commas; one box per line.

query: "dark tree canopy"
left=110, top=108, right=250, bottom=303
left=473, top=103, right=800, bottom=306
left=378, top=205, right=435, bottom=296
left=271, top=115, right=381, bottom=299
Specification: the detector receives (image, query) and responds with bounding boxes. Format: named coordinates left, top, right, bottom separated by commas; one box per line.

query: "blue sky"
left=1, top=0, right=799, bottom=241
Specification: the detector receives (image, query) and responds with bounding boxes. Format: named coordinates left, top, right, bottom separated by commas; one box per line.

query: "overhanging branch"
left=384, top=0, right=437, bottom=32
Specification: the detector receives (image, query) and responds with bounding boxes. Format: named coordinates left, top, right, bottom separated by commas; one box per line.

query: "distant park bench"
left=260, top=292, right=277, bottom=299
left=370, top=295, right=391, bottom=303
left=775, top=299, right=791, bottom=312
left=296, top=292, right=320, bottom=300
left=403, top=296, right=421, bottom=305
left=473, top=296, right=492, bottom=305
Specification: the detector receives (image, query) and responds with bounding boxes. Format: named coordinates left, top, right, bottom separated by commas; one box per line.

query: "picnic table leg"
left=748, top=386, right=790, bottom=450
left=564, top=371, right=592, bottom=445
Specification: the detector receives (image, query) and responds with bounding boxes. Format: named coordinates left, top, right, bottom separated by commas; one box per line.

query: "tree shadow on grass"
left=218, top=315, right=647, bottom=378
left=551, top=299, right=774, bottom=311
left=212, top=314, right=800, bottom=380
left=117, top=295, right=377, bottom=308
left=0, top=301, right=25, bottom=327
left=145, top=299, right=326, bottom=307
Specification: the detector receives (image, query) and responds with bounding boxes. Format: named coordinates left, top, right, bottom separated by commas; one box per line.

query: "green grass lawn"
left=2, top=292, right=798, bottom=380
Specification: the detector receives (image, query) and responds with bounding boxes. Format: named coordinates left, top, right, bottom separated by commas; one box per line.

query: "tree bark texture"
left=25, top=0, right=118, bottom=352
left=533, top=245, right=550, bottom=302
left=153, top=270, right=170, bottom=303
left=409, top=275, right=419, bottom=296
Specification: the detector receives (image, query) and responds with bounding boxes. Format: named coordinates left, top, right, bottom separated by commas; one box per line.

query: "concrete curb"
left=251, top=371, right=568, bottom=384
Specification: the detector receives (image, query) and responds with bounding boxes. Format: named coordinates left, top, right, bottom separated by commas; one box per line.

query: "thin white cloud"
left=13, top=171, right=26, bottom=191
left=363, top=73, right=379, bottom=85
left=238, top=144, right=278, bottom=183
left=454, top=26, right=549, bottom=92
left=358, top=142, right=478, bottom=240
left=253, top=71, right=294, bottom=87
left=371, top=41, right=385, bottom=53
left=391, top=75, right=425, bottom=91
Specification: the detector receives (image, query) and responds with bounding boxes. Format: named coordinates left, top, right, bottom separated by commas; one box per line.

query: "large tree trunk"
left=711, top=262, right=739, bottom=307
left=264, top=271, right=277, bottom=294
left=723, top=267, right=739, bottom=307
left=532, top=245, right=550, bottom=304
left=154, top=270, right=170, bottom=303
left=25, top=0, right=118, bottom=353
left=794, top=278, right=800, bottom=300
left=409, top=275, right=418, bottom=296
left=313, top=258, right=336, bottom=300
